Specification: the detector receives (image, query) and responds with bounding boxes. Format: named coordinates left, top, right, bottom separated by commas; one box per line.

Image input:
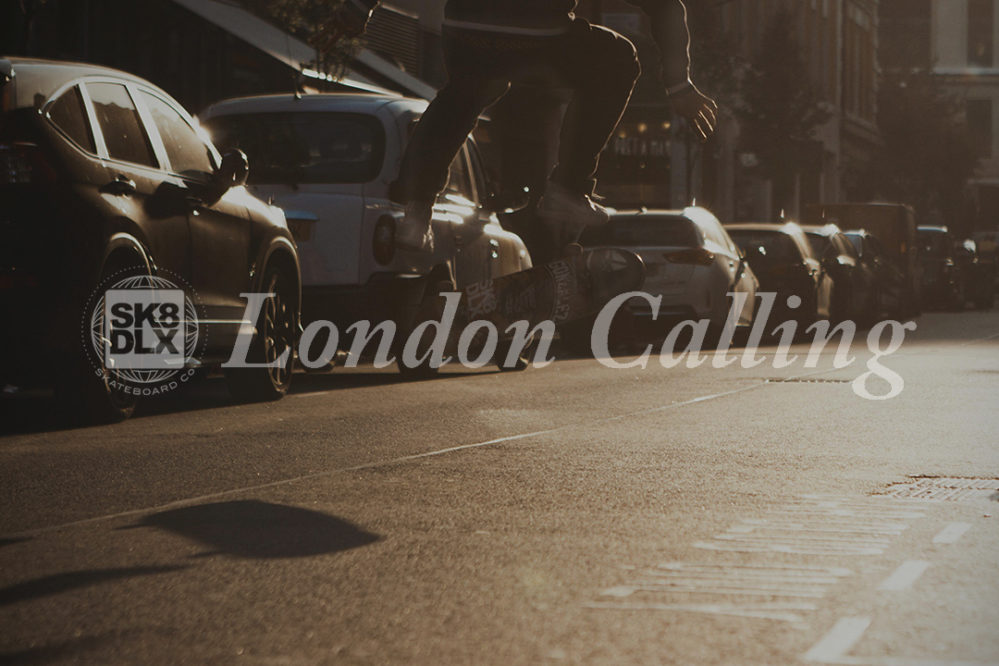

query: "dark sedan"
left=725, top=222, right=833, bottom=331
left=842, top=230, right=910, bottom=320
left=803, top=224, right=876, bottom=324
left=0, top=57, right=301, bottom=422
left=917, top=226, right=963, bottom=310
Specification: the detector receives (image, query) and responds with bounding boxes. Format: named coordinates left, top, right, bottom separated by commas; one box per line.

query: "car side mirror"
left=217, top=149, right=249, bottom=190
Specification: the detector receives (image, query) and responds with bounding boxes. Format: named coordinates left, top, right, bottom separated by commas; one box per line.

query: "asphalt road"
left=1, top=311, right=997, bottom=665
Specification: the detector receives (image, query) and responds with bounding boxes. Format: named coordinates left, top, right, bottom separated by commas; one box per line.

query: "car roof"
left=724, top=222, right=802, bottom=234
left=1, top=56, right=162, bottom=109
left=200, top=92, right=427, bottom=119
left=801, top=223, right=843, bottom=236
left=610, top=207, right=720, bottom=226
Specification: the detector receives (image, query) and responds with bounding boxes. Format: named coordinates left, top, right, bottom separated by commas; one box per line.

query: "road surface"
left=1, top=311, right=997, bottom=664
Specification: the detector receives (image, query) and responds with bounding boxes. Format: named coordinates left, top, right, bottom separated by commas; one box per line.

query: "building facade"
left=712, top=0, right=880, bottom=222
left=924, top=0, right=999, bottom=230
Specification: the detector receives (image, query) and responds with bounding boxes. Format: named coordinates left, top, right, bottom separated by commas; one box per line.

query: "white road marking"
left=696, top=496, right=925, bottom=556
left=877, top=560, right=930, bottom=591
left=590, top=562, right=851, bottom=618
left=804, top=617, right=871, bottom=663
left=933, top=522, right=972, bottom=544
left=583, top=601, right=817, bottom=623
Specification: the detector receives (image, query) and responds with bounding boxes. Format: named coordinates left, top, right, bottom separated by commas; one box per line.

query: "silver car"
left=581, top=208, right=759, bottom=333
left=200, top=94, right=532, bottom=362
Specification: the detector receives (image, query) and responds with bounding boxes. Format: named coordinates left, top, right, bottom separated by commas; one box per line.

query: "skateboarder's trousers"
left=390, top=19, right=641, bottom=204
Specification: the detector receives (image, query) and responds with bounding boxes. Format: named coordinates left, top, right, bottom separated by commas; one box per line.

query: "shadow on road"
left=0, top=565, right=186, bottom=607
left=0, top=367, right=493, bottom=436
left=124, top=500, right=380, bottom=559
left=0, top=632, right=121, bottom=665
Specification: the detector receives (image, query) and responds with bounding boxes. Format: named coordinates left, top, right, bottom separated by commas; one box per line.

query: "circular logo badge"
left=82, top=269, right=205, bottom=396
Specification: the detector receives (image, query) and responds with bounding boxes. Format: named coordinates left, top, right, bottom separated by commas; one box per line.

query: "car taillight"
left=665, top=248, right=715, bottom=266
left=373, top=215, right=396, bottom=265
left=0, top=142, right=58, bottom=185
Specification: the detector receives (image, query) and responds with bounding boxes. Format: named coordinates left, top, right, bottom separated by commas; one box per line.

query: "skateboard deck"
left=457, top=247, right=645, bottom=331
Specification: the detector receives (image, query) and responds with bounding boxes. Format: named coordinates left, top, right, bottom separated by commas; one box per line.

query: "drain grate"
left=877, top=477, right=999, bottom=502
left=764, top=378, right=852, bottom=384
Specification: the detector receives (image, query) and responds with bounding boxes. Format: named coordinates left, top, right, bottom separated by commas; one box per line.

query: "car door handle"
left=185, top=196, right=204, bottom=208
left=101, top=174, right=136, bottom=196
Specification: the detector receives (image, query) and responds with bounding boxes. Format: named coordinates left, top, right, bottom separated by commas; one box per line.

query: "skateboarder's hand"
left=314, top=4, right=369, bottom=52
left=669, top=83, right=718, bottom=142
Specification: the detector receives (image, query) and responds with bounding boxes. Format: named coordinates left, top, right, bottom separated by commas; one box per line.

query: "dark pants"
left=392, top=19, right=641, bottom=204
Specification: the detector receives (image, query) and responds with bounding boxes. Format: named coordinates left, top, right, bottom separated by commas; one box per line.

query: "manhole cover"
left=877, top=477, right=999, bottom=502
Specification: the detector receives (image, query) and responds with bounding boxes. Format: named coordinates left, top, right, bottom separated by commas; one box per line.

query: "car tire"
left=396, top=277, right=451, bottom=379
left=224, top=266, right=296, bottom=402
left=495, top=336, right=537, bottom=372
left=58, top=262, right=147, bottom=425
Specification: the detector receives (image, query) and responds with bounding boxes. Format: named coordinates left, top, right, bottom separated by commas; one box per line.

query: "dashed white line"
left=933, top=522, right=971, bottom=545
left=804, top=617, right=871, bottom=663
left=877, top=560, right=930, bottom=592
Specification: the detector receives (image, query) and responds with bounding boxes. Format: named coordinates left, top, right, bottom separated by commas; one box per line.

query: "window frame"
left=77, top=78, right=161, bottom=170
left=42, top=83, right=97, bottom=155
left=133, top=86, right=220, bottom=179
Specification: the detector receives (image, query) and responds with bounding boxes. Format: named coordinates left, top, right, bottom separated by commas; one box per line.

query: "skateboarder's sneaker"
left=396, top=202, right=434, bottom=253
left=537, top=182, right=610, bottom=247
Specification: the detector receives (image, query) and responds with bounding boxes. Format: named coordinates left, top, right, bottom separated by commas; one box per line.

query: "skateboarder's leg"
left=538, top=21, right=641, bottom=244
left=391, top=34, right=513, bottom=252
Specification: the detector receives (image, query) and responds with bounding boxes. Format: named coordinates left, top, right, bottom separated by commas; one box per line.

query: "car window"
left=836, top=234, right=859, bottom=259
left=465, top=140, right=488, bottom=205
left=86, top=82, right=157, bottom=168
left=46, top=86, right=95, bottom=153
left=138, top=91, right=214, bottom=176
left=918, top=231, right=950, bottom=257
left=729, top=231, right=799, bottom=261
left=581, top=216, right=701, bottom=247
left=807, top=232, right=833, bottom=258
left=204, top=112, right=385, bottom=185
left=699, top=217, right=730, bottom=250
left=846, top=234, right=863, bottom=255
left=444, top=147, right=474, bottom=201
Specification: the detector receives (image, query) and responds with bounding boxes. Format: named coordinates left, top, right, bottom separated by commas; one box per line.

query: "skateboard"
left=458, top=246, right=646, bottom=331
left=396, top=247, right=645, bottom=373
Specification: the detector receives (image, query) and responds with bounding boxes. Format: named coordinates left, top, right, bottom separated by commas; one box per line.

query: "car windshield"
left=806, top=233, right=833, bottom=258
left=918, top=232, right=950, bottom=258
left=845, top=234, right=863, bottom=254
left=580, top=216, right=700, bottom=247
left=203, top=112, right=385, bottom=185
left=729, top=230, right=798, bottom=261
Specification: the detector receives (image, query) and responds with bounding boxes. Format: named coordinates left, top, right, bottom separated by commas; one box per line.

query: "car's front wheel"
left=225, top=266, right=296, bottom=402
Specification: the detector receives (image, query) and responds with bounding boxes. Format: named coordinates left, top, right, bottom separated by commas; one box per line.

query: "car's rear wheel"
left=58, top=261, right=145, bottom=425
left=225, top=266, right=296, bottom=402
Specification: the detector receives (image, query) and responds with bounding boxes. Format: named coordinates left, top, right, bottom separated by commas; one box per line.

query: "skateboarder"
left=318, top=0, right=717, bottom=254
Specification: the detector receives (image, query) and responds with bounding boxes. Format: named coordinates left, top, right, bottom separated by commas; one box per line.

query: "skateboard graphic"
left=397, top=247, right=645, bottom=373
left=457, top=247, right=645, bottom=331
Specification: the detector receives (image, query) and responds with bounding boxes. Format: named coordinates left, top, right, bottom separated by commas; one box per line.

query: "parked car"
left=917, top=226, right=963, bottom=310
left=843, top=230, right=909, bottom=320
left=953, top=239, right=995, bottom=310
left=0, top=57, right=301, bottom=422
left=805, top=203, right=921, bottom=316
left=725, top=222, right=833, bottom=330
left=201, top=93, right=532, bottom=374
left=578, top=208, right=758, bottom=337
left=802, top=223, right=876, bottom=323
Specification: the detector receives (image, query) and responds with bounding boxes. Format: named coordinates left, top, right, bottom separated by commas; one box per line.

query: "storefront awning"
left=170, top=0, right=434, bottom=99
